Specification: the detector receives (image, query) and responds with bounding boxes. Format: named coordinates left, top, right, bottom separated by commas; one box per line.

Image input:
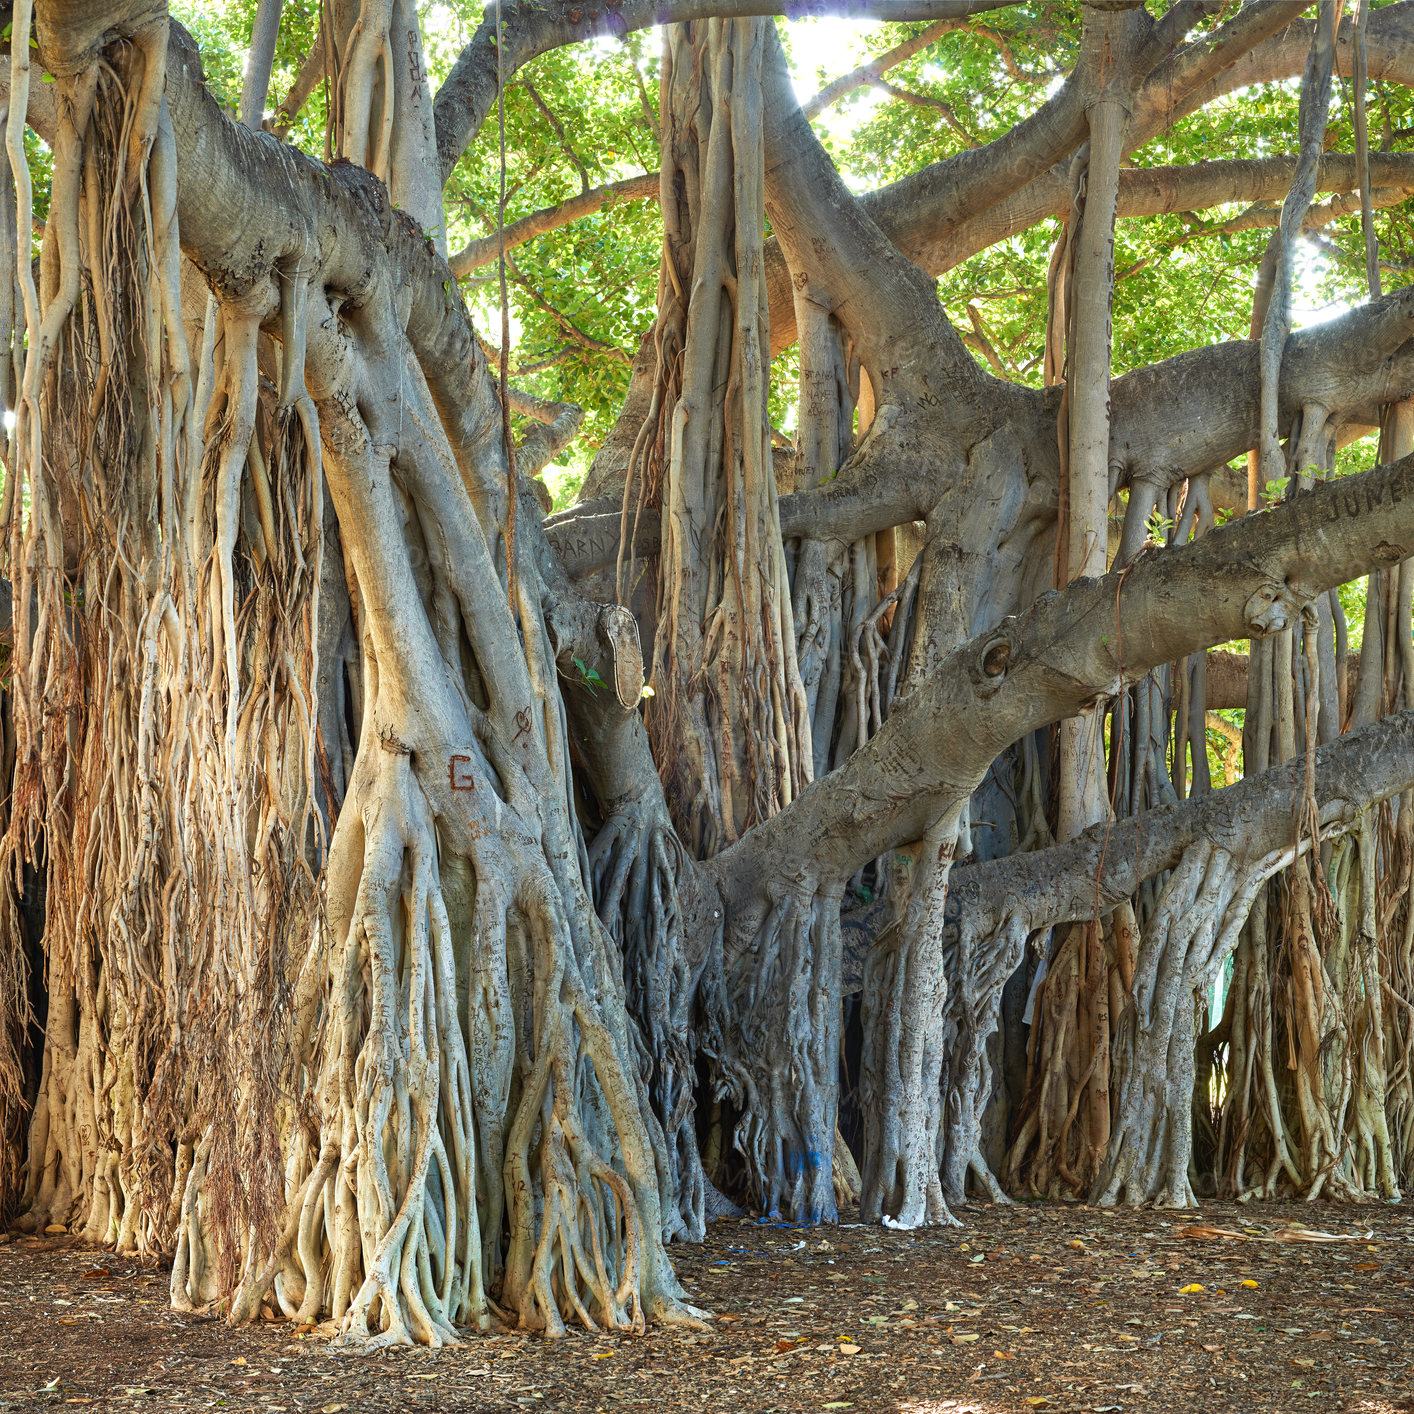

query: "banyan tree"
left=0, top=0, right=1412, bottom=1346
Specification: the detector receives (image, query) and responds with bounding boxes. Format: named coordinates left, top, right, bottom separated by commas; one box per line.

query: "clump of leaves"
left=572, top=656, right=606, bottom=695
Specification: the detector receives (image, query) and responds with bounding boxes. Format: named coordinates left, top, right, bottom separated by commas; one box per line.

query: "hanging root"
left=859, top=816, right=958, bottom=1229
left=643, top=18, right=811, bottom=858
left=938, top=913, right=1028, bottom=1207
left=703, top=884, right=843, bottom=1224
left=1004, top=914, right=1117, bottom=1201
left=1093, top=843, right=1266, bottom=1207
left=588, top=798, right=706, bottom=1242
left=9, top=29, right=319, bottom=1266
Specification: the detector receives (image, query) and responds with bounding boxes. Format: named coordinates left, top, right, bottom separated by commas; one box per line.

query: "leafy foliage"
left=166, top=1, right=1410, bottom=485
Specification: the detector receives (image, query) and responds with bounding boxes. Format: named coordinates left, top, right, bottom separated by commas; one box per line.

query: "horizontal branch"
left=758, top=2, right=1414, bottom=354
left=446, top=12, right=1007, bottom=280
left=508, top=389, right=585, bottom=478
left=796, top=286, right=1414, bottom=550
left=1170, top=4, right=1414, bottom=140
left=1109, top=285, right=1414, bottom=487
left=551, top=286, right=1414, bottom=580
left=447, top=9, right=1325, bottom=296
left=1118, top=151, right=1414, bottom=222
left=801, top=18, right=962, bottom=118
left=448, top=173, right=659, bottom=276
left=711, top=451, right=1414, bottom=914
left=949, top=707, right=1414, bottom=942
left=432, top=0, right=1026, bottom=184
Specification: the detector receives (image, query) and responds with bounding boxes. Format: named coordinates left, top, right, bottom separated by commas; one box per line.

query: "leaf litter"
left=0, top=1201, right=1410, bottom=1413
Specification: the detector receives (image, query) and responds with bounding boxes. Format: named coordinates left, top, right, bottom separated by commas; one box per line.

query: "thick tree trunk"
left=6, top=8, right=704, bottom=1344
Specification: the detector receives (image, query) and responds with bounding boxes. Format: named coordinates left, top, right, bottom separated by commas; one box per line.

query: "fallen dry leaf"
left=1269, top=1227, right=1372, bottom=1243
left=839, top=1343, right=861, bottom=1355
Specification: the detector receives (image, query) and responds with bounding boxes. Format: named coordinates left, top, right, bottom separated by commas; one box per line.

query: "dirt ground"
left=0, top=1201, right=1409, bottom=1414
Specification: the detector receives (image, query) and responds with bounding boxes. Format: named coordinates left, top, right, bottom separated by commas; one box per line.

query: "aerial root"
left=588, top=801, right=704, bottom=1241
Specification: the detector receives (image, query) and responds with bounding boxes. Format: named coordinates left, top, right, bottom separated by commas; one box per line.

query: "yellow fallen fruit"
left=1179, top=1283, right=1204, bottom=1294
left=1241, top=1279, right=1258, bottom=1289
left=44, top=1224, right=67, bottom=1235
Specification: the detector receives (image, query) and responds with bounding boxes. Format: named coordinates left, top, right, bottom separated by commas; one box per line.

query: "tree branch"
left=759, top=18, right=984, bottom=407
left=548, top=286, right=1414, bottom=578
left=1155, top=3, right=1414, bottom=142
left=448, top=9, right=1037, bottom=279
left=505, top=253, right=633, bottom=364
left=874, top=79, right=978, bottom=146
left=949, top=707, right=1414, bottom=943
left=431, top=0, right=1028, bottom=185
left=453, top=146, right=1414, bottom=313
left=800, top=18, right=960, bottom=119
left=1109, top=285, right=1414, bottom=490
left=759, top=2, right=1414, bottom=353
left=710, top=450, right=1414, bottom=917
left=448, top=173, right=658, bottom=275
left=270, top=27, right=323, bottom=136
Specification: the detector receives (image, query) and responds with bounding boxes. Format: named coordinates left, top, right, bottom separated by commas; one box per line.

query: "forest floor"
left=0, top=1201, right=1409, bottom=1414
